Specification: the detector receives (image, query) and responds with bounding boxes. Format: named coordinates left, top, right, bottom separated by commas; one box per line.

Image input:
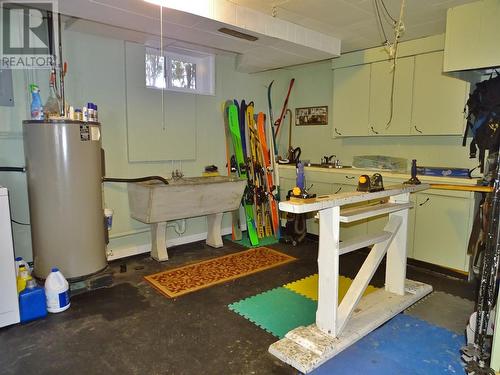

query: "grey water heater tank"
left=23, top=120, right=107, bottom=280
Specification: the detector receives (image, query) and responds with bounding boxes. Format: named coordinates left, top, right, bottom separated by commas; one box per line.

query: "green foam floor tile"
left=228, top=287, right=317, bottom=339
left=224, top=233, right=278, bottom=248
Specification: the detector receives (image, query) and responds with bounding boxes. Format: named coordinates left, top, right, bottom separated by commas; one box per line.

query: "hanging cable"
left=380, top=0, right=397, bottom=24
left=374, top=0, right=388, bottom=44
left=384, top=0, right=407, bottom=129
left=160, top=5, right=166, bottom=131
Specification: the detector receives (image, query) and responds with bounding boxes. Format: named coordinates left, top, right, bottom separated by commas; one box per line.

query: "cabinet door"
left=413, top=192, right=469, bottom=271
left=332, top=64, right=370, bottom=137
left=443, top=2, right=482, bottom=72
left=411, top=51, right=468, bottom=135
left=444, top=0, right=500, bottom=72
left=478, top=0, right=500, bottom=69
left=369, top=56, right=414, bottom=135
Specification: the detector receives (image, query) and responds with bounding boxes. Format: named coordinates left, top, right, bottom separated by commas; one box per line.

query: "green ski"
left=223, top=100, right=242, bottom=241
left=228, top=103, right=259, bottom=246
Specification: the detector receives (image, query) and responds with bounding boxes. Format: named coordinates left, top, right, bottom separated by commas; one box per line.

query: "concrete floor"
left=0, top=238, right=476, bottom=375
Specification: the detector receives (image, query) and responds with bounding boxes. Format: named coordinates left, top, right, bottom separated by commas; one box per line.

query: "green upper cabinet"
left=411, top=51, right=469, bottom=135
left=332, top=46, right=468, bottom=137
left=369, top=56, right=414, bottom=135
left=332, top=64, right=370, bottom=137
left=444, top=0, right=500, bottom=72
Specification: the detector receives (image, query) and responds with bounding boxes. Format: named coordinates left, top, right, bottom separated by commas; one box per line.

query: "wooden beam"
left=316, top=206, right=340, bottom=336
left=430, top=183, right=492, bottom=193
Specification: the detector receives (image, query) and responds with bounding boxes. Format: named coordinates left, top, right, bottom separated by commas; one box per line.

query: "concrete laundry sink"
left=128, top=176, right=246, bottom=261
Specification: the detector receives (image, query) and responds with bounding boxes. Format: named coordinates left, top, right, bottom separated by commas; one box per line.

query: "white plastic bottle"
left=15, top=257, right=31, bottom=276
left=44, top=267, right=71, bottom=313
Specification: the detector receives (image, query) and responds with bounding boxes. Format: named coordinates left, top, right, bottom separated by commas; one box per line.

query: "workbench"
left=278, top=165, right=480, bottom=272
left=269, top=184, right=433, bottom=373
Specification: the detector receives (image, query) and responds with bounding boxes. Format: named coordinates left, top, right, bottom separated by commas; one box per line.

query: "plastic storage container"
left=352, top=155, right=407, bottom=172
left=19, top=277, right=47, bottom=323
left=44, top=268, right=70, bottom=313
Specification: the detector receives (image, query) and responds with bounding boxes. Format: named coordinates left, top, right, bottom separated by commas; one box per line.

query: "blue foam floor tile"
left=310, top=314, right=464, bottom=375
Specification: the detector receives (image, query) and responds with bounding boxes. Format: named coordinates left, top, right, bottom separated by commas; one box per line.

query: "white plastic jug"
left=15, top=257, right=31, bottom=277
left=44, top=267, right=70, bottom=313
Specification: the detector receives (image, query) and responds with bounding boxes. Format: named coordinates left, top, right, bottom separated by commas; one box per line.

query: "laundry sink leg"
left=151, top=222, right=169, bottom=261
left=206, top=212, right=224, bottom=248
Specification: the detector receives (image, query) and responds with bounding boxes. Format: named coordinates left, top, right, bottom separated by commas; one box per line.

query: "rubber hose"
left=0, top=166, right=26, bottom=172
left=102, top=176, right=169, bottom=185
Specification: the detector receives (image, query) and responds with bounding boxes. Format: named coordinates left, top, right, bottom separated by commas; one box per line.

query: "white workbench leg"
left=385, top=192, right=409, bottom=295
left=316, top=206, right=340, bottom=336
left=151, top=222, right=169, bottom=261
left=206, top=212, right=224, bottom=248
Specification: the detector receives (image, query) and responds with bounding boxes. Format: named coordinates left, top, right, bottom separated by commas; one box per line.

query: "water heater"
left=23, top=120, right=107, bottom=280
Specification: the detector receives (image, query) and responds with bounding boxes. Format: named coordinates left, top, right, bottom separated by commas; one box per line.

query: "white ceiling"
left=59, top=0, right=480, bottom=72
left=60, top=0, right=341, bottom=72
left=234, top=0, right=478, bottom=53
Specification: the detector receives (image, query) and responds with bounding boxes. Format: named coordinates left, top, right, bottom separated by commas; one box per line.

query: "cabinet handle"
left=419, top=197, right=430, bottom=206
left=370, top=126, right=379, bottom=134
left=334, top=186, right=342, bottom=194
left=334, top=128, right=342, bottom=136
left=414, top=125, right=423, bottom=134
left=345, top=176, right=355, bottom=180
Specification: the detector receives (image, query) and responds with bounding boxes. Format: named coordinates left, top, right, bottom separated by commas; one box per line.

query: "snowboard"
left=223, top=100, right=242, bottom=240
left=228, top=103, right=259, bottom=246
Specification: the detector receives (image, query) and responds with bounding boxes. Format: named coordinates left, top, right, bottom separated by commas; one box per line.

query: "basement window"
left=145, top=47, right=215, bottom=95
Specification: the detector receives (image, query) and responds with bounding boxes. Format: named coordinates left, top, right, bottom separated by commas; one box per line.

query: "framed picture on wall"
left=295, top=106, right=328, bottom=126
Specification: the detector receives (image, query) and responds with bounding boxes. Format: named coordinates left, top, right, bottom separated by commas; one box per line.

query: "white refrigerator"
left=0, top=186, right=20, bottom=327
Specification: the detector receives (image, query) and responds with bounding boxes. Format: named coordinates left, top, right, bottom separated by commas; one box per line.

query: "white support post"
left=385, top=192, right=410, bottom=295
left=206, top=212, right=224, bottom=248
left=151, top=222, right=169, bottom=261
left=316, top=206, right=340, bottom=336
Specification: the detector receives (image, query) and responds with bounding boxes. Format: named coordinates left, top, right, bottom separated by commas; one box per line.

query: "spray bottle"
left=29, top=84, right=44, bottom=120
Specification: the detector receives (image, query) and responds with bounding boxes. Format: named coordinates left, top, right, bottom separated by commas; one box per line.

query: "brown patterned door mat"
left=144, top=247, right=296, bottom=298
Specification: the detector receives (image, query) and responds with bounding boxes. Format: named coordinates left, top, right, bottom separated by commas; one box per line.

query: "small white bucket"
left=104, top=208, right=113, bottom=230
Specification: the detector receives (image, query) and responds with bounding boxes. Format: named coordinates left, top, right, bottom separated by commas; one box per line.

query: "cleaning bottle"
left=19, top=277, right=47, bottom=323
left=29, top=84, right=44, bottom=120
left=16, top=265, right=30, bottom=293
left=44, top=267, right=70, bottom=313
left=15, top=257, right=30, bottom=277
